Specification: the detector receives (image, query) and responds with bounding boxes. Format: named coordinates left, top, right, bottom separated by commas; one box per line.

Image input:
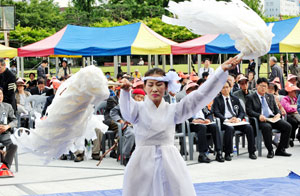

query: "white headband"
left=142, top=71, right=181, bottom=93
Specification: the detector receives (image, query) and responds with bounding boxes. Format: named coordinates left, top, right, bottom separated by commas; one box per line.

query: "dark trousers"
left=287, top=114, right=299, bottom=140
left=258, top=119, right=291, bottom=151
left=0, top=133, right=18, bottom=169
left=190, top=123, right=222, bottom=153
left=221, top=124, right=255, bottom=154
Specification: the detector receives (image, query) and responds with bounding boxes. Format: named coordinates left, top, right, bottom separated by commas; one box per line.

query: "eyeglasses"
left=258, top=84, right=268, bottom=88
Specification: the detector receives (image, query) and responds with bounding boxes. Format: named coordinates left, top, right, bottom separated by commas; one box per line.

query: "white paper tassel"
left=12, top=65, right=110, bottom=164
left=162, top=0, right=274, bottom=59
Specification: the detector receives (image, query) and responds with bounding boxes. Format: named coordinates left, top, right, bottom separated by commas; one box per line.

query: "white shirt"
left=169, top=94, right=177, bottom=104
left=198, top=67, right=214, bottom=78
left=256, top=92, right=274, bottom=116
left=222, top=95, right=236, bottom=119
left=193, top=109, right=205, bottom=120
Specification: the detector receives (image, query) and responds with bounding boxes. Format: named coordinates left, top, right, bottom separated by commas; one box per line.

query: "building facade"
left=263, top=0, right=300, bottom=18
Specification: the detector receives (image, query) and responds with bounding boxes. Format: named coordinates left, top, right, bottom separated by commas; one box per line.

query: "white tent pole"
left=127, top=56, right=131, bottom=74
left=267, top=54, right=270, bottom=78
left=255, top=57, right=259, bottom=80
left=148, top=54, right=151, bottom=70
left=21, top=57, right=24, bottom=78
left=114, top=56, right=118, bottom=78
left=188, top=55, right=191, bottom=74
left=162, top=55, right=166, bottom=71
left=87, top=57, right=91, bottom=66
left=286, top=53, right=289, bottom=77
left=155, top=55, right=158, bottom=68
left=82, top=57, right=85, bottom=67
left=219, top=54, right=221, bottom=65
left=170, top=54, right=174, bottom=69
left=16, top=57, right=20, bottom=78
left=197, top=54, right=201, bottom=75
left=55, top=57, right=59, bottom=76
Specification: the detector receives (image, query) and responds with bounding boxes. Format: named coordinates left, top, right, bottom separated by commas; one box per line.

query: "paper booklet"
left=192, top=122, right=216, bottom=125
left=266, top=117, right=281, bottom=123
left=223, top=121, right=249, bottom=127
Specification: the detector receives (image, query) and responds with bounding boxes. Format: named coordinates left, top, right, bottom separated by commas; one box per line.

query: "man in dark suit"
left=268, top=56, right=285, bottom=89
left=248, top=59, right=256, bottom=74
left=37, top=60, right=50, bottom=82
left=30, top=78, right=48, bottom=95
left=229, top=63, right=241, bottom=76
left=212, top=81, right=256, bottom=161
left=186, top=82, right=224, bottom=163
left=246, top=77, right=292, bottom=158
left=0, top=58, right=17, bottom=113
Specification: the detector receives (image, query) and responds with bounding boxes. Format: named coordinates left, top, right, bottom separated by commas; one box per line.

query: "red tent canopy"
left=171, top=34, right=219, bottom=55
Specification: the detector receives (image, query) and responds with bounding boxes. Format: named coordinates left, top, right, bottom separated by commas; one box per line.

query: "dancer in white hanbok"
left=120, top=57, right=240, bottom=196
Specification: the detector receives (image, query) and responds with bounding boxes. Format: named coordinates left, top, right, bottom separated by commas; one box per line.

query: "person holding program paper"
left=246, top=78, right=292, bottom=158
left=186, top=81, right=224, bottom=163
left=212, top=81, right=256, bottom=161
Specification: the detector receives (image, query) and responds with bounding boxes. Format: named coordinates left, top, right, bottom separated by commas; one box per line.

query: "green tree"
left=15, top=0, right=64, bottom=30
left=72, top=0, right=96, bottom=13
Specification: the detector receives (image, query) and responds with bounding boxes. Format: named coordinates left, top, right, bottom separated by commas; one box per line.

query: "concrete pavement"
left=1, top=141, right=300, bottom=196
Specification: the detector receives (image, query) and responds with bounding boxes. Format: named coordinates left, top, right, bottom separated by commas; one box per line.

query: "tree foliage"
left=0, top=0, right=298, bottom=47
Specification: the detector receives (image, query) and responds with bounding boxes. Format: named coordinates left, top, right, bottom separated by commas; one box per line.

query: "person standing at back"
left=269, top=56, right=285, bottom=89
left=0, top=58, right=17, bottom=113
left=37, top=60, right=50, bottom=82
left=198, top=58, right=214, bottom=78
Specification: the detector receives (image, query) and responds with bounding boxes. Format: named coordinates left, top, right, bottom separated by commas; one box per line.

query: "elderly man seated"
left=233, top=76, right=254, bottom=105
left=110, top=89, right=145, bottom=166
left=0, top=88, right=18, bottom=171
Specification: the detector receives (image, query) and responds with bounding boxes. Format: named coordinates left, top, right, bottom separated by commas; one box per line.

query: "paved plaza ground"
left=1, top=142, right=300, bottom=196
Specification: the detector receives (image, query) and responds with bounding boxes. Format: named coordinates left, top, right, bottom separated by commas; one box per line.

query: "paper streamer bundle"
left=162, top=0, right=274, bottom=59
left=12, top=65, right=109, bottom=163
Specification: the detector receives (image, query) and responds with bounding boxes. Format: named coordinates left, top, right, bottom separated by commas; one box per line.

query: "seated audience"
left=267, top=83, right=286, bottom=147
left=233, top=76, right=254, bottom=105
left=198, top=58, right=214, bottom=78
left=186, top=82, right=224, bottom=163
left=137, top=58, right=144, bottom=66
left=26, top=73, right=37, bottom=90
left=232, top=73, right=244, bottom=93
left=0, top=88, right=18, bottom=170
left=281, top=85, right=300, bottom=147
left=57, top=58, right=72, bottom=79
left=30, top=78, right=48, bottom=95
left=110, top=89, right=145, bottom=165
left=246, top=78, right=292, bottom=158
left=212, top=81, right=256, bottom=161
left=41, top=79, right=61, bottom=117
left=132, top=69, right=141, bottom=79
left=247, top=71, right=256, bottom=90
left=15, top=78, right=31, bottom=115
left=202, top=72, right=209, bottom=80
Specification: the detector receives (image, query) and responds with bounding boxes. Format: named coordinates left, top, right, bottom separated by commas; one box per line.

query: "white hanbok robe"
left=120, top=67, right=228, bottom=196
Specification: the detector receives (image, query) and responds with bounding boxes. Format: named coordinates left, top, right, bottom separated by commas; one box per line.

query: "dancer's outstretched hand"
left=120, top=78, right=132, bottom=92
left=221, top=56, right=242, bottom=72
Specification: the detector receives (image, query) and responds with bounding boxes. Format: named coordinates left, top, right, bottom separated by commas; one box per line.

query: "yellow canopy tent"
left=0, top=44, right=17, bottom=58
